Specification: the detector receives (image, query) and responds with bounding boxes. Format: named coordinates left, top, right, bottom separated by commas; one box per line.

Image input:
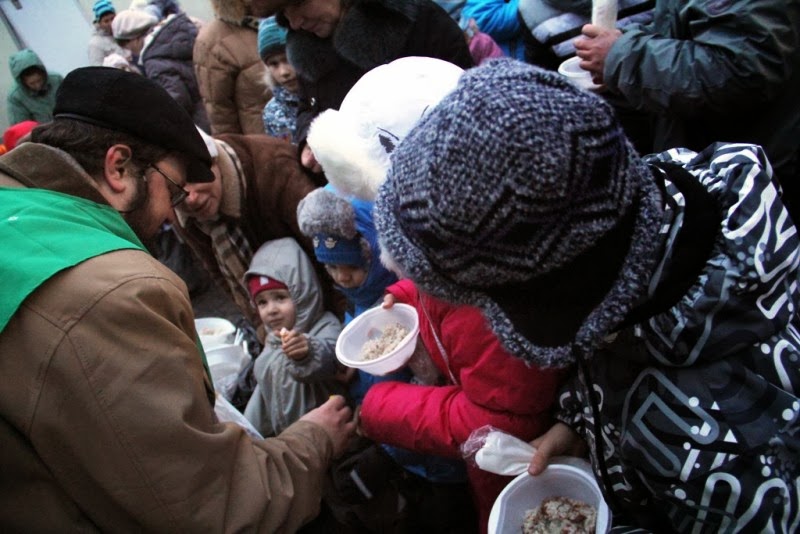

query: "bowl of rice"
left=336, top=303, right=420, bottom=376
left=195, top=317, right=236, bottom=349
left=488, top=458, right=611, bottom=534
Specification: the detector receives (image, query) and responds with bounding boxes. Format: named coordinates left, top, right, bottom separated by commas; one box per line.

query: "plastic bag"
left=460, top=425, right=536, bottom=476
left=214, top=393, right=263, bottom=440
left=228, top=318, right=263, bottom=411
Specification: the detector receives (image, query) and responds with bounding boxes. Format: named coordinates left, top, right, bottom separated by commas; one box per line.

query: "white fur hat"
left=307, top=56, right=464, bottom=201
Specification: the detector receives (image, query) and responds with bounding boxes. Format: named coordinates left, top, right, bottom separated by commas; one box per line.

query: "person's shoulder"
left=24, top=249, right=189, bottom=330
left=7, top=85, right=25, bottom=102
left=220, top=132, right=296, bottom=158
left=314, top=310, right=344, bottom=330
left=195, top=17, right=227, bottom=41
left=160, top=12, right=195, bottom=35
left=75, top=249, right=186, bottom=292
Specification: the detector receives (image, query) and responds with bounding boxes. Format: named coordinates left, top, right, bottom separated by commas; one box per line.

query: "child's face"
left=21, top=70, right=46, bottom=92
left=255, top=288, right=297, bottom=333
left=97, top=12, right=115, bottom=34
left=324, top=263, right=367, bottom=289
left=265, top=52, right=298, bottom=93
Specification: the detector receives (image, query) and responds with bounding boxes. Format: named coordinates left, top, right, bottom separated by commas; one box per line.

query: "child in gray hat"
left=374, top=58, right=800, bottom=532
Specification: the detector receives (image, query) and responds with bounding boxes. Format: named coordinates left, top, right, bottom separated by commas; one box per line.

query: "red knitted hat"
left=248, top=275, right=288, bottom=299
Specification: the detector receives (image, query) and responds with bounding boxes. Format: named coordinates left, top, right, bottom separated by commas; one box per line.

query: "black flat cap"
left=53, top=67, right=214, bottom=183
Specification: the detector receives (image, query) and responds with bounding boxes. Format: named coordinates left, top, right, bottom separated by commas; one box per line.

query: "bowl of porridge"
left=336, top=303, right=419, bottom=376
left=488, top=458, right=611, bottom=534
left=195, top=317, right=236, bottom=349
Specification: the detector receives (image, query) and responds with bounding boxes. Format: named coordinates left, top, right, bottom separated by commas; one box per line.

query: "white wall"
left=0, top=0, right=215, bottom=133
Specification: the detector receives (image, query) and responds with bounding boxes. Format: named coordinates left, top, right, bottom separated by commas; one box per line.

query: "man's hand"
left=528, top=422, right=588, bottom=476
left=299, top=395, right=355, bottom=458
left=300, top=145, right=322, bottom=174
left=574, top=24, right=622, bottom=85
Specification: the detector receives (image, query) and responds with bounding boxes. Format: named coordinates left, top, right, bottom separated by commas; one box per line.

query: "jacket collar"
left=0, top=143, right=108, bottom=206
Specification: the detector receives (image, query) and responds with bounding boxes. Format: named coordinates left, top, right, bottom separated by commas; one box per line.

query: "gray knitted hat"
left=374, top=59, right=664, bottom=368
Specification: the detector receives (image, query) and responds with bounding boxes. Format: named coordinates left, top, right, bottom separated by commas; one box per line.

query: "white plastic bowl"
left=195, top=317, right=236, bottom=349
left=558, top=56, right=601, bottom=91
left=336, top=303, right=420, bottom=376
left=488, top=459, right=611, bottom=534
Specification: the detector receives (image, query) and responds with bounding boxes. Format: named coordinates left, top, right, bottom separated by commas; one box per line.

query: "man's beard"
left=119, top=176, right=159, bottom=250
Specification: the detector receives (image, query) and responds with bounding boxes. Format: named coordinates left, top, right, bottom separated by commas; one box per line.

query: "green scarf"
left=0, top=188, right=213, bottom=399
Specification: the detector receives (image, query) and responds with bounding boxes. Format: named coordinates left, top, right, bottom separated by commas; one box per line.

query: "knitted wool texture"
left=296, top=187, right=369, bottom=268
left=257, top=16, right=287, bottom=60
left=93, top=0, right=115, bottom=22
left=374, top=59, right=664, bottom=368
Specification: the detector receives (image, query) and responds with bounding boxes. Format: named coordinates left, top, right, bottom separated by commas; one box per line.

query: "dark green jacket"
left=7, top=49, right=63, bottom=124
left=604, top=0, right=800, bottom=201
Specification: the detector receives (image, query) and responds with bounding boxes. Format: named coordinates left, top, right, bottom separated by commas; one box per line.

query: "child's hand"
left=381, top=293, right=396, bottom=309
left=280, top=328, right=309, bottom=361
left=527, top=422, right=588, bottom=476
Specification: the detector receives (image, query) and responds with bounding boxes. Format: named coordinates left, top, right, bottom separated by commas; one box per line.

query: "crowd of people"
left=1, top=0, right=799, bottom=532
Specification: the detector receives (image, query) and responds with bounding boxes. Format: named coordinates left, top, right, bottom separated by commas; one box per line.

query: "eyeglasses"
left=149, top=163, right=188, bottom=207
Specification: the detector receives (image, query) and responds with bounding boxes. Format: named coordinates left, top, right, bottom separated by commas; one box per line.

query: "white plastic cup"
left=558, top=56, right=601, bottom=91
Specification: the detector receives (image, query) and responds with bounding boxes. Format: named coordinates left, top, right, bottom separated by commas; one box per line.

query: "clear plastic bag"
left=460, top=425, right=536, bottom=476
left=214, top=393, right=263, bottom=440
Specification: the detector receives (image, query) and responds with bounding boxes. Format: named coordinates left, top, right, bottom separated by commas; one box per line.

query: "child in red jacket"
left=359, top=279, right=567, bottom=531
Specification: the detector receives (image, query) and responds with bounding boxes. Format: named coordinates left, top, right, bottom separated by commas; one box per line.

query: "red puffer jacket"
left=360, top=279, right=567, bottom=531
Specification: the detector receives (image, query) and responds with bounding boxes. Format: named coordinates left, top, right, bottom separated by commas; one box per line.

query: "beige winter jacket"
left=193, top=0, right=271, bottom=134
left=0, top=144, right=332, bottom=532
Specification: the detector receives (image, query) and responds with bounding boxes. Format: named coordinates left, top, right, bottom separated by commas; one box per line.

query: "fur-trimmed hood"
left=282, top=0, right=429, bottom=82
left=211, top=0, right=253, bottom=24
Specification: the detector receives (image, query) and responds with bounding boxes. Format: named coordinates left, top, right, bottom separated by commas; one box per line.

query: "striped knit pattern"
left=93, top=0, right=115, bottom=21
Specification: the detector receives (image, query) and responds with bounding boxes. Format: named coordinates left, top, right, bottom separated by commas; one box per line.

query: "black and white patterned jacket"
left=558, top=143, right=800, bottom=532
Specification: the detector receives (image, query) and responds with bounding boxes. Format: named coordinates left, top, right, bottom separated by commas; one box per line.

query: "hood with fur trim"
left=211, top=0, right=253, bottom=23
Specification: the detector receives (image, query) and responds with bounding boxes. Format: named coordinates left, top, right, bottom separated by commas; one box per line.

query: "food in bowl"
left=200, top=326, right=229, bottom=336
left=359, top=322, right=409, bottom=361
left=522, top=496, right=597, bottom=534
